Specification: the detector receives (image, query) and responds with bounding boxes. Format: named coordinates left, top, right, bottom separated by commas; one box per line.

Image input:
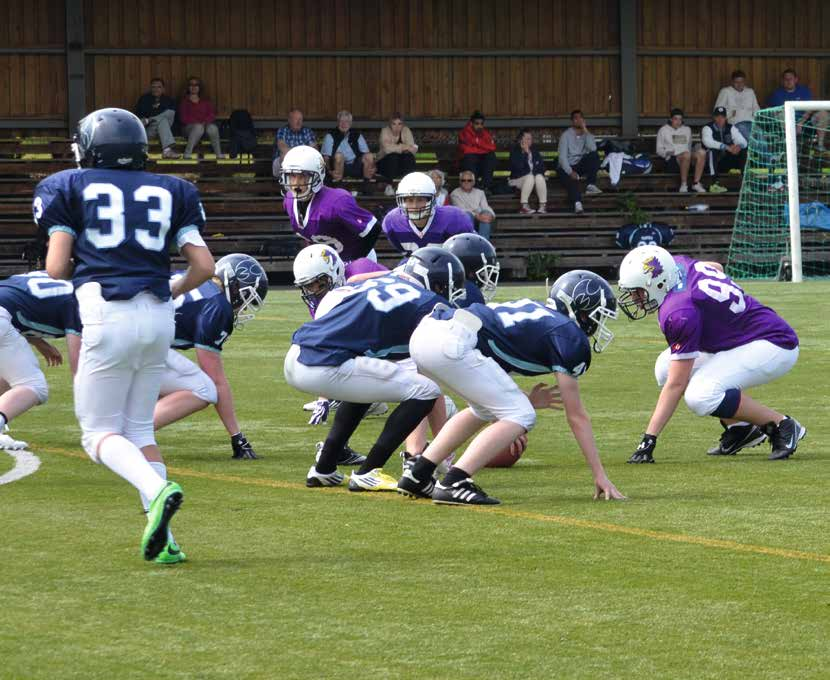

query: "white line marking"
left=0, top=449, right=41, bottom=485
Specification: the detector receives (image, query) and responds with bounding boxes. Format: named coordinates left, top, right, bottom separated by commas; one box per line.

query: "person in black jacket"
left=508, top=129, right=548, bottom=214
left=135, top=78, right=180, bottom=159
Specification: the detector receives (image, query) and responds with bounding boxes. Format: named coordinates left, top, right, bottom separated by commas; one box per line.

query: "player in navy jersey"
left=153, top=254, right=267, bottom=461
left=39, top=107, right=215, bottom=564
left=284, top=246, right=465, bottom=491
left=398, top=270, right=625, bottom=505
left=0, top=271, right=81, bottom=449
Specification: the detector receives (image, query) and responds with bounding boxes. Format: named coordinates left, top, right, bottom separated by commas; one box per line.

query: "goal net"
left=727, top=101, right=830, bottom=281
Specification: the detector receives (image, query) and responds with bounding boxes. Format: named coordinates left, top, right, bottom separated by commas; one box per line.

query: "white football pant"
left=159, top=349, right=218, bottom=404
left=0, top=306, right=49, bottom=404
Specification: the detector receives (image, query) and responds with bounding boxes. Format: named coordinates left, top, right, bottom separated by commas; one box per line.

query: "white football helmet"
left=280, top=145, right=325, bottom=201
left=617, top=245, right=680, bottom=320
left=396, top=171, right=437, bottom=221
left=293, top=244, right=346, bottom=312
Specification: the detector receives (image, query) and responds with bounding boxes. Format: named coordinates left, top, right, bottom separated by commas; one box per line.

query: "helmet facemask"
left=547, top=285, right=618, bottom=353
left=222, top=270, right=265, bottom=329
left=281, top=170, right=321, bottom=202
left=296, top=273, right=337, bottom=313
left=618, top=287, right=659, bottom=320
left=397, top=193, right=436, bottom=222
left=474, top=255, right=500, bottom=302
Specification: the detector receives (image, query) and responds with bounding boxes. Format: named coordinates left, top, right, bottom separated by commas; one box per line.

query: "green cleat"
left=155, top=540, right=187, bottom=565
left=142, top=481, right=184, bottom=561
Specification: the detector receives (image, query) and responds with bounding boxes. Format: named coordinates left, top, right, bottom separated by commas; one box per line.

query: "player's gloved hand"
left=628, top=433, right=657, bottom=464
left=231, top=432, right=259, bottom=460
left=308, top=399, right=331, bottom=426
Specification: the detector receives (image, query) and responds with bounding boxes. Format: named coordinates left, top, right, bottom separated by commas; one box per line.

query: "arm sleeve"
left=320, top=134, right=333, bottom=157
left=193, top=299, right=234, bottom=352
left=655, top=127, right=670, bottom=158
left=663, top=308, right=703, bottom=359
left=714, top=87, right=729, bottom=110
left=558, top=133, right=573, bottom=174
left=750, top=90, right=760, bottom=115
left=701, top=126, right=719, bottom=150
left=358, top=135, right=370, bottom=154
left=177, top=100, right=193, bottom=126
left=478, top=192, right=495, bottom=217
left=584, top=133, right=597, bottom=153
left=732, top=126, right=748, bottom=149
left=173, top=182, right=207, bottom=239
left=62, top=298, right=82, bottom=335
left=33, top=174, right=79, bottom=238
left=548, top=328, right=591, bottom=377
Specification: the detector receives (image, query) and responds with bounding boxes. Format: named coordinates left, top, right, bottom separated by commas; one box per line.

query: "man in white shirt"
left=714, top=70, right=760, bottom=143
left=656, top=108, right=707, bottom=193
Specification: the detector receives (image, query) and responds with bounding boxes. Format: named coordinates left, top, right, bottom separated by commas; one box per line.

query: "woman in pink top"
left=178, top=76, right=224, bottom=159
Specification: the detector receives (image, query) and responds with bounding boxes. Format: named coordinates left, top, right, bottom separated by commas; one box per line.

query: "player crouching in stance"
left=618, top=245, right=803, bottom=463
left=153, top=254, right=268, bottom=460
left=0, top=271, right=82, bottom=449
left=39, top=108, right=215, bottom=563
left=284, top=246, right=466, bottom=491
left=398, top=270, right=626, bottom=505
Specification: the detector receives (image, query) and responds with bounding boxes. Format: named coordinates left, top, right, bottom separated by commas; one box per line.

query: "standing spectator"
left=508, top=129, right=548, bottom=214
left=376, top=113, right=418, bottom=191
left=702, top=106, right=748, bottom=193
left=656, top=108, right=707, bottom=193
left=135, top=78, right=180, bottom=159
left=458, top=110, right=497, bottom=192
left=178, top=76, right=224, bottom=159
left=320, top=110, right=376, bottom=182
left=428, top=169, right=449, bottom=206
left=450, top=171, right=495, bottom=241
left=272, top=108, right=316, bottom=178
left=557, top=110, right=601, bottom=214
left=715, top=70, right=760, bottom=143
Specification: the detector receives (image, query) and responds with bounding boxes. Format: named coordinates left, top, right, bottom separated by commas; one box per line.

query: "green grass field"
left=1, top=281, right=828, bottom=680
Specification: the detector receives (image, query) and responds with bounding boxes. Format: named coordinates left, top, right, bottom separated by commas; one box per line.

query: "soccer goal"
left=727, top=101, right=830, bottom=281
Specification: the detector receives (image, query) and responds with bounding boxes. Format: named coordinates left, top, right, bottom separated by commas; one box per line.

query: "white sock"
left=0, top=413, right=7, bottom=430
left=727, top=421, right=750, bottom=429
left=139, top=461, right=174, bottom=544
left=98, top=435, right=165, bottom=501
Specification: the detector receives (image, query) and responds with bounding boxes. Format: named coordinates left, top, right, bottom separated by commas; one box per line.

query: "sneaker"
left=432, top=478, right=500, bottom=506
left=348, top=468, right=398, bottom=492
left=536, top=204, right=548, bottom=214
left=706, top=423, right=767, bottom=456
left=692, top=182, right=706, bottom=193
left=585, top=184, right=602, bottom=195
left=142, top=481, right=184, bottom=561
left=216, top=153, right=227, bottom=160
left=519, top=205, right=535, bottom=215
left=708, top=182, right=728, bottom=193
left=154, top=540, right=187, bottom=565
left=366, top=402, right=389, bottom=417
left=679, top=184, right=688, bottom=193
left=384, top=184, right=395, bottom=197
left=183, top=152, right=193, bottom=160
left=315, top=441, right=366, bottom=467
left=766, top=416, right=806, bottom=460
left=574, top=201, right=584, bottom=214
left=306, top=465, right=345, bottom=487
left=162, top=148, right=181, bottom=159
left=397, top=467, right=436, bottom=499
left=0, top=432, right=28, bottom=450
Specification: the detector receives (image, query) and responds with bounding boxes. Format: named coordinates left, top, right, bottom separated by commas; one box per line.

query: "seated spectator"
left=450, top=170, right=495, bottom=241
left=557, top=110, right=601, bottom=214
left=376, top=113, right=418, bottom=190
left=715, top=70, right=759, bottom=143
left=428, top=169, right=449, bottom=206
left=272, top=108, right=316, bottom=178
left=767, top=68, right=812, bottom=107
left=178, top=76, right=224, bottom=159
left=508, top=129, right=547, bottom=214
left=135, top=78, right=180, bottom=159
left=320, top=110, right=376, bottom=182
left=656, top=108, right=706, bottom=193
left=458, top=110, right=497, bottom=192
left=701, top=106, right=748, bottom=193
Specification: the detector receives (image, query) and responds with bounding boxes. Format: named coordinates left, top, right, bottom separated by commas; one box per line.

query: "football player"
left=618, top=245, right=803, bottom=463
left=382, top=171, right=474, bottom=257
left=153, top=253, right=268, bottom=460
left=0, top=271, right=82, bottom=449
left=39, top=107, right=215, bottom=564
left=398, top=270, right=625, bottom=505
left=284, top=246, right=466, bottom=491
left=281, top=145, right=381, bottom=264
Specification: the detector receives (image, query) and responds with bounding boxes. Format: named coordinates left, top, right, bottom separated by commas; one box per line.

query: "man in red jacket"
left=458, top=110, right=497, bottom=192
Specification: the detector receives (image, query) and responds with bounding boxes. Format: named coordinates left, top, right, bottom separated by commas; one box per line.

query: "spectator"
left=272, top=108, right=316, bottom=178
left=508, top=129, right=548, bottom=214
left=450, top=170, right=495, bottom=240
left=715, top=70, right=760, bottom=142
left=178, top=76, right=224, bottom=159
left=135, top=78, right=180, bottom=159
left=376, top=113, right=418, bottom=190
left=320, top=110, right=376, bottom=182
left=428, top=169, right=449, bottom=206
left=458, top=110, right=497, bottom=192
left=767, top=68, right=812, bottom=107
left=656, top=108, right=707, bottom=193
left=557, top=110, right=601, bottom=214
left=701, top=106, right=748, bottom=193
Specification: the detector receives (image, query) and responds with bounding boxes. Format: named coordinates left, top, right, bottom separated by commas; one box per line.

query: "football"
left=485, top=434, right=528, bottom=468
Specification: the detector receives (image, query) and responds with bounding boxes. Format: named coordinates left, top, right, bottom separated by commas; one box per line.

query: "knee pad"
left=81, top=431, right=107, bottom=462
left=123, top=418, right=156, bottom=451
left=192, top=373, right=218, bottom=404
left=511, top=408, right=537, bottom=433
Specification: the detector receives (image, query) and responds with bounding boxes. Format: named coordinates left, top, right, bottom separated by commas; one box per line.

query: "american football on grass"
left=485, top=434, right=528, bottom=468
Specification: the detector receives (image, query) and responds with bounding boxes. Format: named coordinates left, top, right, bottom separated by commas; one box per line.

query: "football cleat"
left=766, top=417, right=806, bottom=460
left=432, top=478, right=500, bottom=506
left=366, top=402, right=389, bottom=417
left=303, top=399, right=340, bottom=412
left=347, top=468, right=399, bottom=492
left=397, top=467, right=436, bottom=499
left=315, top=441, right=366, bottom=467
left=0, top=433, right=28, bottom=450
left=707, top=423, right=767, bottom=456
left=306, top=465, right=345, bottom=488
left=142, top=482, right=183, bottom=561
left=154, top=540, right=187, bottom=565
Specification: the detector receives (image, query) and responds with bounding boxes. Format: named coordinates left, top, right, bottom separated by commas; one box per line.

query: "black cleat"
left=432, top=478, right=500, bottom=506
left=397, top=467, right=435, bottom=499
left=766, top=416, right=806, bottom=460
left=707, top=423, right=767, bottom=456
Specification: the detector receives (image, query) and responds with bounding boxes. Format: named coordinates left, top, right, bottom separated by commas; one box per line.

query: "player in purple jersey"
left=618, top=245, right=804, bottom=463
left=382, top=171, right=474, bottom=257
left=280, top=145, right=381, bottom=263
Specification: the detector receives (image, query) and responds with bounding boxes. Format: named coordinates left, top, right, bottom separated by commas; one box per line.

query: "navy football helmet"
left=73, top=108, right=148, bottom=170
left=547, top=270, right=618, bottom=353
left=215, top=254, right=268, bottom=328
left=443, top=233, right=500, bottom=302
left=401, top=246, right=466, bottom=307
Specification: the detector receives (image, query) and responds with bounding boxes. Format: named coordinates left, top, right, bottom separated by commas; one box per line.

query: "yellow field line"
left=39, top=446, right=830, bottom=565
